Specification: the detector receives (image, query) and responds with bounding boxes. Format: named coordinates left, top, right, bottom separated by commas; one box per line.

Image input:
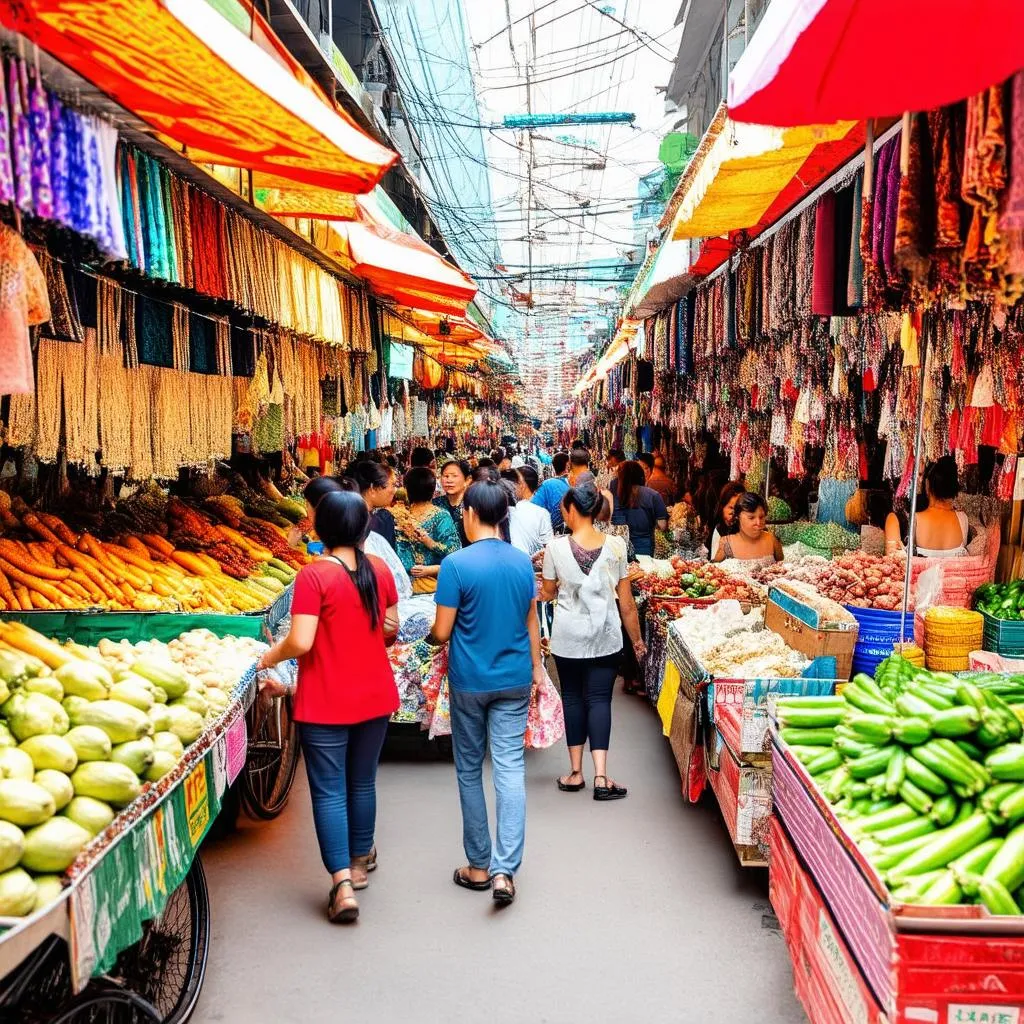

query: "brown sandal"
left=328, top=879, right=359, bottom=923
left=351, top=847, right=378, bottom=890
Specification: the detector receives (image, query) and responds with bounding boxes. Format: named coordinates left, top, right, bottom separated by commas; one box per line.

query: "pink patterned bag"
left=524, top=666, right=565, bottom=749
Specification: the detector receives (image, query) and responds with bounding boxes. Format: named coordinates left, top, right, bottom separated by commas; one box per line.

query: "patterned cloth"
left=0, top=225, right=50, bottom=394
left=394, top=504, right=461, bottom=594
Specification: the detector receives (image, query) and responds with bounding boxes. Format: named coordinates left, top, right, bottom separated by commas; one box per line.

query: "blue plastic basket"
left=844, top=605, right=915, bottom=677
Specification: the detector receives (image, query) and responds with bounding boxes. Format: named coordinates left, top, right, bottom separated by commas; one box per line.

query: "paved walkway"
left=196, top=691, right=806, bottom=1024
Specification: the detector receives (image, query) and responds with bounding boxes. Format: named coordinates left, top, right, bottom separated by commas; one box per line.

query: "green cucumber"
left=888, top=814, right=993, bottom=882
left=780, top=727, right=836, bottom=747
left=979, top=879, right=1021, bottom=916
left=896, top=694, right=939, bottom=718
left=884, top=748, right=908, bottom=796
left=920, top=869, right=963, bottom=905
left=836, top=736, right=875, bottom=759
left=904, top=756, right=950, bottom=796
left=873, top=816, right=937, bottom=846
left=950, top=837, right=1003, bottom=876
left=847, top=746, right=897, bottom=779
left=843, top=685, right=895, bottom=716
left=997, top=785, right=1024, bottom=824
left=982, top=822, right=1024, bottom=892
left=929, top=794, right=959, bottom=827
left=914, top=743, right=983, bottom=789
left=985, top=743, right=1024, bottom=781
left=928, top=705, right=981, bottom=738
left=806, top=749, right=842, bottom=776
left=824, top=767, right=850, bottom=803
left=845, top=713, right=893, bottom=745
left=892, top=717, right=932, bottom=745
left=955, top=739, right=984, bottom=761
left=899, top=779, right=934, bottom=816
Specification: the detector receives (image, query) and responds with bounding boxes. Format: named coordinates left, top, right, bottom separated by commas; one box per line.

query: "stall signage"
left=948, top=1009, right=1020, bottom=1024
left=70, top=745, right=223, bottom=991
left=225, top=714, right=248, bottom=785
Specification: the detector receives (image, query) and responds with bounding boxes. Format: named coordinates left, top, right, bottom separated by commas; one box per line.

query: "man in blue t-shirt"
left=531, top=450, right=570, bottom=531
left=431, top=480, right=542, bottom=907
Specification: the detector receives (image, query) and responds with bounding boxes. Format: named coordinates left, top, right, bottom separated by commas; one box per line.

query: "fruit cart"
left=0, top=608, right=298, bottom=1022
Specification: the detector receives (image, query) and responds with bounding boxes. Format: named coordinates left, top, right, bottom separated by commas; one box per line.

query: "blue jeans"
left=448, top=686, right=531, bottom=878
left=299, top=718, right=389, bottom=874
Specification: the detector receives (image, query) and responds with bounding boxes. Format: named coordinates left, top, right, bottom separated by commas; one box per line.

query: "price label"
left=948, top=1007, right=1020, bottom=1024
left=184, top=761, right=209, bottom=847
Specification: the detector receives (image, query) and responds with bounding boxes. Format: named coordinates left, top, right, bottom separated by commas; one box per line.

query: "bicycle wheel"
left=240, top=691, right=299, bottom=820
left=109, top=856, right=211, bottom=1024
left=50, top=987, right=162, bottom=1024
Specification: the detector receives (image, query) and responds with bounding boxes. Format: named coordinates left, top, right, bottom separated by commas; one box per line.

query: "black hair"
left=464, top=479, right=509, bottom=527
left=728, top=492, right=769, bottom=534
left=552, top=452, right=570, bottom=475
left=471, top=465, right=500, bottom=484
left=336, top=477, right=361, bottom=494
left=303, top=476, right=345, bottom=508
left=637, top=452, right=655, bottom=471
left=608, top=448, right=625, bottom=463
left=404, top=467, right=437, bottom=503
left=713, top=481, right=746, bottom=532
left=350, top=460, right=391, bottom=494
left=517, top=465, right=540, bottom=493
left=569, top=447, right=590, bottom=469
left=490, top=447, right=507, bottom=464
left=314, top=492, right=380, bottom=630
left=410, top=446, right=434, bottom=468
left=476, top=457, right=496, bottom=469
left=617, top=460, right=646, bottom=509
left=439, top=458, right=472, bottom=479
left=925, top=456, right=959, bottom=500
left=562, top=481, right=604, bottom=520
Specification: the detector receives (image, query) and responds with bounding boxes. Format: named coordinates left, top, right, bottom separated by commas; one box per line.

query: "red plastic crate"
left=772, top=731, right=1024, bottom=1021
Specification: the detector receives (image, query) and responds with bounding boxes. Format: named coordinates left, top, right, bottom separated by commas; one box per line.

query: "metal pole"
left=900, top=314, right=929, bottom=640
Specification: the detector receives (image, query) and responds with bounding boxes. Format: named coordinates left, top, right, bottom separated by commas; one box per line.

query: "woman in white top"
left=509, top=465, right=554, bottom=560
left=540, top=483, right=645, bottom=801
left=884, top=456, right=970, bottom=558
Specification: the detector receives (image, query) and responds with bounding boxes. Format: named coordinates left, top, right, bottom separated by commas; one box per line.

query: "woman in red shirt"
left=257, top=491, right=399, bottom=923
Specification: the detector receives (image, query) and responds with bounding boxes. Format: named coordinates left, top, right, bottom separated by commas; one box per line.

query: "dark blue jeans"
left=300, top=718, right=390, bottom=874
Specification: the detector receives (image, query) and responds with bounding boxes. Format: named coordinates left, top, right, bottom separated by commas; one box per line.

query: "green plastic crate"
left=981, top=609, right=1024, bottom=658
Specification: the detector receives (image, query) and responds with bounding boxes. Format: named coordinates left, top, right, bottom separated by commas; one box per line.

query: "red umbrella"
left=728, top=0, right=1024, bottom=127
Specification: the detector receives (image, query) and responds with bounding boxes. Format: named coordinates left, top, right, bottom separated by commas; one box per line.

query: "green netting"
left=0, top=612, right=265, bottom=644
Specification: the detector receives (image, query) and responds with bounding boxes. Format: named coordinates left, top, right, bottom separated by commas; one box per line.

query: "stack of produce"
left=634, top=559, right=760, bottom=606
left=0, top=622, right=264, bottom=916
left=921, top=607, right=984, bottom=671
left=770, top=579, right=856, bottom=627
left=815, top=553, right=908, bottom=610
left=973, top=581, right=1024, bottom=620
left=893, top=642, right=926, bottom=666
left=747, top=556, right=830, bottom=588
left=778, top=655, right=1024, bottom=915
left=0, top=494, right=304, bottom=613
left=672, top=605, right=809, bottom=678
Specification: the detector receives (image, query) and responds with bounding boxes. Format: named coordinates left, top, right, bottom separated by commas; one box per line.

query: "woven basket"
left=926, top=653, right=972, bottom=671
left=893, top=642, right=926, bottom=666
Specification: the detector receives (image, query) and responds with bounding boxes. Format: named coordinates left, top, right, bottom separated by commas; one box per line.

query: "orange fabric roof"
left=325, top=199, right=477, bottom=313
left=3, top=0, right=396, bottom=194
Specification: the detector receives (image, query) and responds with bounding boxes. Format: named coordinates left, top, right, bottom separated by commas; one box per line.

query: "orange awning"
left=325, top=198, right=477, bottom=313
left=3, top=0, right=397, bottom=194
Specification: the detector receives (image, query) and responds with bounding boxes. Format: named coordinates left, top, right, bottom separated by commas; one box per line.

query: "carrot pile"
left=0, top=495, right=305, bottom=614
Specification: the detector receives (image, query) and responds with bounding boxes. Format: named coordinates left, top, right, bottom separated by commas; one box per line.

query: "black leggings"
left=554, top=652, right=620, bottom=750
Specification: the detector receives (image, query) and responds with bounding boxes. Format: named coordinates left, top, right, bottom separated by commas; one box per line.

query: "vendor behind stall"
left=884, top=456, right=970, bottom=558
left=712, top=492, right=784, bottom=563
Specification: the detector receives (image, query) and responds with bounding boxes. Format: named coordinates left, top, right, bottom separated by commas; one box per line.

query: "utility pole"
left=526, top=11, right=536, bottom=300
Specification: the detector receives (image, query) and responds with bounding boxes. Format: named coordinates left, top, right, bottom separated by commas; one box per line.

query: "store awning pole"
left=900, top=316, right=930, bottom=637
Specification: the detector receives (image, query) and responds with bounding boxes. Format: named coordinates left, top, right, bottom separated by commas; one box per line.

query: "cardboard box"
left=705, top=726, right=772, bottom=861
left=668, top=687, right=707, bottom=803
left=766, top=586, right=858, bottom=681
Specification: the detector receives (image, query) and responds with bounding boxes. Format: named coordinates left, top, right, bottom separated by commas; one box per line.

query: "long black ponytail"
left=314, top=491, right=381, bottom=630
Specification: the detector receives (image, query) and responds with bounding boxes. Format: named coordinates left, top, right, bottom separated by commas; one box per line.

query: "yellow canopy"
left=669, top=104, right=856, bottom=240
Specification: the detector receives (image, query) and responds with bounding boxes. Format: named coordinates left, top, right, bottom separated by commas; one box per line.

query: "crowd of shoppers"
left=258, top=439, right=777, bottom=924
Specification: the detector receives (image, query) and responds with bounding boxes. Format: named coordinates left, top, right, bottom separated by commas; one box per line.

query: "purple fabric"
left=9, top=58, right=32, bottom=213
left=28, top=66, right=53, bottom=220
left=882, top=133, right=903, bottom=283
left=0, top=58, right=13, bottom=204
left=48, top=94, right=70, bottom=227
left=871, top=140, right=893, bottom=273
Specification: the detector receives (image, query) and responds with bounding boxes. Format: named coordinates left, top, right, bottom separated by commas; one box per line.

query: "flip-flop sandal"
left=327, top=880, right=359, bottom=924
left=593, top=775, right=628, bottom=802
left=492, top=874, right=515, bottom=905
left=557, top=773, right=585, bottom=792
left=453, top=867, right=492, bottom=891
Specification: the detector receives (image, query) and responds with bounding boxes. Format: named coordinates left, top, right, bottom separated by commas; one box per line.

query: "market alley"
left=197, top=691, right=806, bottom=1024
